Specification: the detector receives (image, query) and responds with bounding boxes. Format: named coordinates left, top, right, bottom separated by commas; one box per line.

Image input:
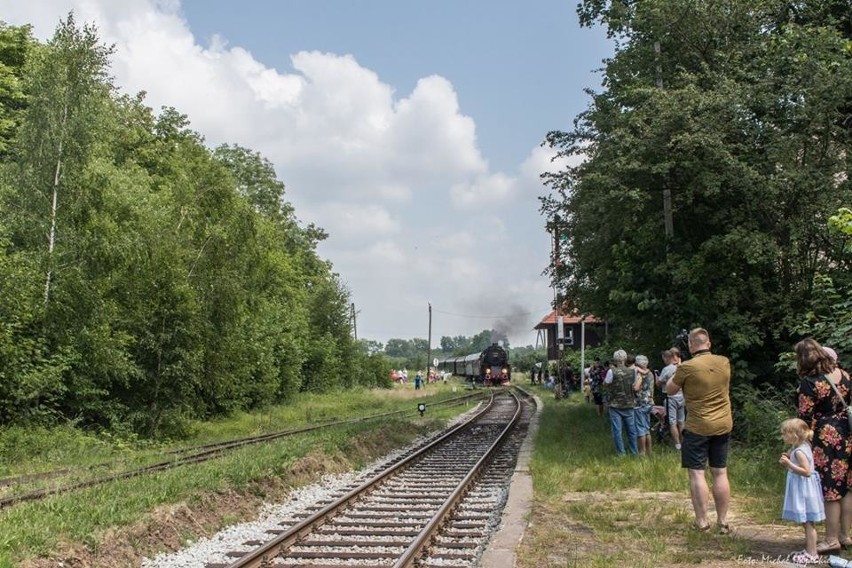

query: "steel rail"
left=162, top=390, right=487, bottom=456
left=391, top=389, right=522, bottom=568
left=221, top=391, right=500, bottom=568
left=0, top=391, right=489, bottom=510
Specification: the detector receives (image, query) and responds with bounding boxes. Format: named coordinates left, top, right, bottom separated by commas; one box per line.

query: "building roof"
left=534, top=310, right=603, bottom=329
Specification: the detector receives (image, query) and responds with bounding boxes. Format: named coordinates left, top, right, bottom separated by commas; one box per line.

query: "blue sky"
left=2, top=1, right=613, bottom=348
left=179, top=1, right=609, bottom=168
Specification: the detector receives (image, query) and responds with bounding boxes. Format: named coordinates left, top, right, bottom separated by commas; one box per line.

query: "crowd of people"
left=583, top=329, right=732, bottom=538
left=573, top=328, right=850, bottom=566
left=582, top=344, right=689, bottom=458
left=390, top=368, right=443, bottom=387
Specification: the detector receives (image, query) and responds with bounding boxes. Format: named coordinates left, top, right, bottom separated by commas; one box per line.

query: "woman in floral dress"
left=796, top=338, right=852, bottom=554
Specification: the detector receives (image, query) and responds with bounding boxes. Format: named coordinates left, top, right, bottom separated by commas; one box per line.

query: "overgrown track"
left=0, top=391, right=488, bottom=510
left=207, top=388, right=530, bottom=568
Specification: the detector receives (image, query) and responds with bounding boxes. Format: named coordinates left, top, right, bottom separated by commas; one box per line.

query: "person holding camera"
left=666, top=328, right=732, bottom=533
left=658, top=348, right=685, bottom=450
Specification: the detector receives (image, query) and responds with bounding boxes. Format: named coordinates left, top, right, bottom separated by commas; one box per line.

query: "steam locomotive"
left=437, top=343, right=511, bottom=386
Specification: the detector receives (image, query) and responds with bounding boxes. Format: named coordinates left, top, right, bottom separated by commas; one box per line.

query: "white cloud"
left=388, top=76, right=486, bottom=180
left=364, top=241, right=408, bottom=265
left=434, top=231, right=476, bottom=253
left=450, top=172, right=516, bottom=209
left=2, top=0, right=560, bottom=347
left=520, top=144, right=572, bottom=188
left=234, top=47, right=304, bottom=109
left=303, top=202, right=400, bottom=241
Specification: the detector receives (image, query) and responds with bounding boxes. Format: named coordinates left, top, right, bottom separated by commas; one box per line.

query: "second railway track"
left=0, top=391, right=489, bottom=510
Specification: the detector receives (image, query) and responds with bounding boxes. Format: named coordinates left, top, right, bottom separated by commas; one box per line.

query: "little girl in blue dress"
left=780, top=418, right=826, bottom=564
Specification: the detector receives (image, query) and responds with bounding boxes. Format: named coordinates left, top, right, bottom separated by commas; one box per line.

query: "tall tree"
left=12, top=13, right=113, bottom=304
left=0, top=22, right=34, bottom=159
left=0, top=14, right=388, bottom=433
left=543, top=0, right=852, bottom=379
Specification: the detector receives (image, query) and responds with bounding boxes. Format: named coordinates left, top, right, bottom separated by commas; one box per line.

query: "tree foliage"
left=796, top=208, right=852, bottom=361
left=0, top=22, right=33, bottom=158
left=0, top=15, right=377, bottom=436
left=381, top=329, right=519, bottom=372
left=542, top=0, right=852, bottom=383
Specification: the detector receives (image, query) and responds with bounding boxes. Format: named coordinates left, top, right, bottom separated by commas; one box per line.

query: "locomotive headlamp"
left=417, top=403, right=426, bottom=416
left=485, top=367, right=491, bottom=374
left=502, top=368, right=508, bottom=374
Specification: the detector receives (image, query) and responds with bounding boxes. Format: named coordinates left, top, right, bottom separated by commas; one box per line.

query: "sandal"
left=717, top=522, right=732, bottom=535
left=790, top=550, right=820, bottom=564
left=816, top=541, right=841, bottom=555
left=692, top=520, right=711, bottom=531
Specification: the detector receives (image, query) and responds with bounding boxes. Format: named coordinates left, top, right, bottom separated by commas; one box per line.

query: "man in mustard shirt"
left=666, top=328, right=732, bottom=534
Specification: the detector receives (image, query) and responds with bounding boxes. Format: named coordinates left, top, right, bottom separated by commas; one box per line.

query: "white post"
left=580, top=316, right=586, bottom=379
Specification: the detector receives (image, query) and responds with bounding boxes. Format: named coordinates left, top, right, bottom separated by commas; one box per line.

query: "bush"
left=0, top=423, right=110, bottom=467
left=356, top=352, right=392, bottom=388
left=731, top=382, right=793, bottom=448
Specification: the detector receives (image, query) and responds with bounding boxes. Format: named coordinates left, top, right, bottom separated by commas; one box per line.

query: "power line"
left=431, top=308, right=542, bottom=320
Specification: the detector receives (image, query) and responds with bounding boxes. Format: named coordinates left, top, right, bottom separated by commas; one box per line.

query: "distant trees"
left=439, top=335, right=469, bottom=354
left=0, top=15, right=386, bottom=436
left=382, top=329, right=518, bottom=371
left=508, top=345, right=548, bottom=373
left=542, top=0, right=852, bottom=383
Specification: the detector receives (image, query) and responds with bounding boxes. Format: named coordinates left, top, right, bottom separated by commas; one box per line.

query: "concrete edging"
left=479, top=386, right=542, bottom=568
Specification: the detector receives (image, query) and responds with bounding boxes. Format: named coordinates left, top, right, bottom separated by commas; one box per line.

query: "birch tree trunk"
left=43, top=102, right=67, bottom=305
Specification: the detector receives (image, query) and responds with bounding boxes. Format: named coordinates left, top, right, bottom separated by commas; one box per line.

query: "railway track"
left=0, top=391, right=488, bottom=510
left=192, top=388, right=532, bottom=568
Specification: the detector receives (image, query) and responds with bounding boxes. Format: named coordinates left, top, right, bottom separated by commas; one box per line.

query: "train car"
left=437, top=343, right=510, bottom=386
left=436, top=355, right=463, bottom=377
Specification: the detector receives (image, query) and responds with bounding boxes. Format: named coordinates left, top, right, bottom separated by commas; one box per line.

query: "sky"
left=1, top=1, right=613, bottom=348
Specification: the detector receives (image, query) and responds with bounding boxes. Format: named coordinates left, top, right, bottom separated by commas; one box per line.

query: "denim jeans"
left=634, top=404, right=652, bottom=436
left=609, top=406, right=638, bottom=455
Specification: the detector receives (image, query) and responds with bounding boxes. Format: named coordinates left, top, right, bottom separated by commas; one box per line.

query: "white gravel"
left=141, top=471, right=361, bottom=567
left=142, top=403, right=485, bottom=568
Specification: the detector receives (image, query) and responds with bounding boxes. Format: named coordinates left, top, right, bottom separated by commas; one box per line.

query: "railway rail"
left=197, top=388, right=531, bottom=568
left=0, top=391, right=489, bottom=510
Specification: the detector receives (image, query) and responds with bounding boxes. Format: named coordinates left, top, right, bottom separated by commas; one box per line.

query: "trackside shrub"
left=731, top=382, right=792, bottom=448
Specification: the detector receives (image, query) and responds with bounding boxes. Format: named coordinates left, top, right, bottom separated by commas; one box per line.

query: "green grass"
left=518, top=386, right=787, bottom=568
left=0, top=381, right=480, bottom=566
left=0, top=383, right=481, bottom=486
left=529, top=385, right=785, bottom=496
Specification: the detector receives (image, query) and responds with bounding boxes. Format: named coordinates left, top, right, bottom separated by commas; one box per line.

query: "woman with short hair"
left=633, top=354, right=655, bottom=456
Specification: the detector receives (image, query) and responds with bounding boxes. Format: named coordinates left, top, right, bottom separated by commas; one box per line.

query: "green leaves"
left=544, top=0, right=852, bottom=379
left=0, top=22, right=33, bottom=158
left=0, top=14, right=367, bottom=435
left=829, top=207, right=852, bottom=253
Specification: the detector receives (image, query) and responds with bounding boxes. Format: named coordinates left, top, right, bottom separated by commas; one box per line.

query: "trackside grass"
left=516, top=386, right=809, bottom=568
left=0, top=382, right=479, bottom=567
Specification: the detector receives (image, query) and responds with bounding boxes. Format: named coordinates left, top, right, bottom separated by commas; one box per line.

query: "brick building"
left=534, top=310, right=606, bottom=361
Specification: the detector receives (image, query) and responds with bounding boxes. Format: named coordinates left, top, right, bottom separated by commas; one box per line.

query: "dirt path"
left=516, top=489, right=836, bottom=568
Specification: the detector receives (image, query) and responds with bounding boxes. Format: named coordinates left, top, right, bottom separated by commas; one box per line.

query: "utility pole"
left=580, top=315, right=586, bottom=383
left=557, top=314, right=564, bottom=398
left=655, top=40, right=673, bottom=240
left=350, top=302, right=357, bottom=341
left=426, top=303, right=432, bottom=380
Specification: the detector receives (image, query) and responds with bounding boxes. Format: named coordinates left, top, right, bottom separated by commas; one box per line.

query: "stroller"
left=652, top=404, right=669, bottom=444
